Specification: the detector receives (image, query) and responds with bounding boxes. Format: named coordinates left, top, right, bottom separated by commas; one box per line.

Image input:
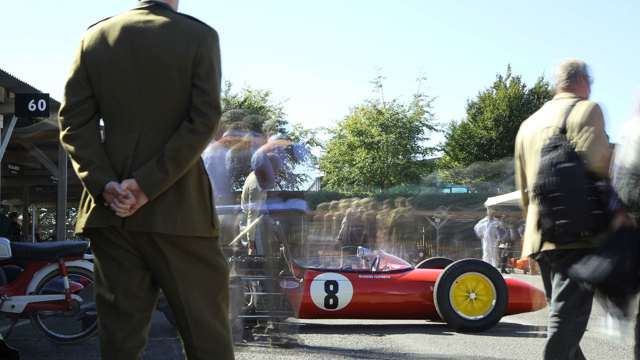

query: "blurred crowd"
left=308, top=197, right=430, bottom=262
left=201, top=109, right=303, bottom=256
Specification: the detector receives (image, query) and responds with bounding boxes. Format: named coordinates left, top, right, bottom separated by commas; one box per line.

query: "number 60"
left=28, top=99, right=47, bottom=112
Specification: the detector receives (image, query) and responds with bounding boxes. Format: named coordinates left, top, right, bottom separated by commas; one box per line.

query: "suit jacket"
left=59, top=1, right=222, bottom=237
left=515, top=93, right=612, bottom=257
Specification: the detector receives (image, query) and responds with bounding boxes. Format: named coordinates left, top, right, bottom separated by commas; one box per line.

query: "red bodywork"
left=282, top=254, right=546, bottom=321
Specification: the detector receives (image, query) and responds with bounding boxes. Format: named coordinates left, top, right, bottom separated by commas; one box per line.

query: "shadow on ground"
left=238, top=342, right=514, bottom=360
left=294, top=321, right=546, bottom=339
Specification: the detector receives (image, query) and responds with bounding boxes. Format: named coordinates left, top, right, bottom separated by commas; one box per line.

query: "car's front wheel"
left=433, top=259, right=507, bottom=332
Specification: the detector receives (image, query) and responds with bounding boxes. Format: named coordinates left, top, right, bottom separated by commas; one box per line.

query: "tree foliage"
left=221, top=81, right=288, bottom=135
left=439, top=66, right=553, bottom=169
left=320, top=77, right=439, bottom=191
left=221, top=82, right=319, bottom=191
left=437, top=157, right=516, bottom=194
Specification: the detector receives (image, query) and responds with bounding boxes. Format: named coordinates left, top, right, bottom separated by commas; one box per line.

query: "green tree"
left=320, top=77, right=439, bottom=191
left=221, top=81, right=287, bottom=135
left=439, top=66, right=552, bottom=169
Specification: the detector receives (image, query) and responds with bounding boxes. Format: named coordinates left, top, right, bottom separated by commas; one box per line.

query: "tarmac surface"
left=7, top=273, right=636, bottom=360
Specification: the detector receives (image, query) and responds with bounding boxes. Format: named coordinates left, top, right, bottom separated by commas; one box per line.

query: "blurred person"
left=388, top=197, right=416, bottom=259
left=324, top=201, right=340, bottom=244
left=331, top=200, right=351, bottom=242
left=336, top=201, right=366, bottom=253
left=57, top=1, right=233, bottom=359
left=240, top=141, right=288, bottom=256
left=474, top=209, right=504, bottom=267
left=474, top=212, right=489, bottom=262
left=239, top=141, right=292, bottom=342
left=515, top=59, right=611, bottom=360
left=202, top=113, right=248, bottom=206
left=22, top=213, right=39, bottom=242
left=362, top=199, right=378, bottom=249
left=202, top=119, right=248, bottom=254
left=496, top=215, right=514, bottom=273
left=0, top=206, right=10, bottom=239
left=310, top=203, right=329, bottom=240
left=316, top=202, right=332, bottom=244
left=376, top=199, right=394, bottom=248
left=225, top=124, right=263, bottom=241
left=226, top=128, right=266, bottom=190
left=308, top=202, right=330, bottom=256
left=7, top=212, right=21, bottom=242
left=610, top=97, right=640, bottom=359
left=612, top=98, right=640, bottom=209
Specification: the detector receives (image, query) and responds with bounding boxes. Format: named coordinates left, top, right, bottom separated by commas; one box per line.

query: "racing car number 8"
left=324, top=280, right=339, bottom=309
left=310, top=273, right=353, bottom=311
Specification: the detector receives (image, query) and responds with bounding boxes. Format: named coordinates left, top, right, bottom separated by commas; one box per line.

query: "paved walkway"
left=9, top=312, right=184, bottom=360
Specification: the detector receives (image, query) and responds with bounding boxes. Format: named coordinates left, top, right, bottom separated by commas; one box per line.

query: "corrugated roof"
left=0, top=68, right=61, bottom=108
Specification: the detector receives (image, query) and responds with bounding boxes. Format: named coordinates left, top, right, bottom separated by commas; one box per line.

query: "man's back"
left=58, top=3, right=234, bottom=359
left=515, top=93, right=611, bottom=256
left=515, top=58, right=610, bottom=360
left=59, top=2, right=222, bottom=236
left=83, top=6, right=215, bottom=175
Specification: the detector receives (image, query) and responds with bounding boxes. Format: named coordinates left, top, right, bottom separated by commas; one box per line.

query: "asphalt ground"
left=7, top=273, right=636, bottom=360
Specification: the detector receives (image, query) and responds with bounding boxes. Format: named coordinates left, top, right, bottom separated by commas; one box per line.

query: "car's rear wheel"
left=434, top=259, right=507, bottom=332
left=416, top=257, right=453, bottom=269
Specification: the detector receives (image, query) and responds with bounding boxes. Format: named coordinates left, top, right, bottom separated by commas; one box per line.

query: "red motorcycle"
left=0, top=238, right=96, bottom=345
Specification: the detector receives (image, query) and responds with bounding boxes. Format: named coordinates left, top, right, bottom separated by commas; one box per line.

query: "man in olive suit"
left=58, top=1, right=233, bottom=359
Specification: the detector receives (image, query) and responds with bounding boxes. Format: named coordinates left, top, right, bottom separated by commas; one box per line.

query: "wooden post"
left=56, top=144, right=68, bottom=241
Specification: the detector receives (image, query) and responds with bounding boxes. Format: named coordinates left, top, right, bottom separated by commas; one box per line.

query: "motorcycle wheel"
left=30, top=266, right=98, bottom=344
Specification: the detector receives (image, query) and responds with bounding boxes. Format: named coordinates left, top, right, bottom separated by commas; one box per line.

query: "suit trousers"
left=88, top=227, right=234, bottom=360
left=537, top=249, right=594, bottom=360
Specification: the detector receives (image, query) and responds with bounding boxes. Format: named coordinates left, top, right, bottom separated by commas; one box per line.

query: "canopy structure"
left=484, top=191, right=521, bottom=209
left=0, top=68, right=82, bottom=241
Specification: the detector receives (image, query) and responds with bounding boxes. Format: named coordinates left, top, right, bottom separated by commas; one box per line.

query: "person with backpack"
left=514, top=59, right=612, bottom=360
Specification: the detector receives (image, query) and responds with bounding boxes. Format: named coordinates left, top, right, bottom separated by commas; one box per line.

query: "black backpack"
left=532, top=100, right=611, bottom=245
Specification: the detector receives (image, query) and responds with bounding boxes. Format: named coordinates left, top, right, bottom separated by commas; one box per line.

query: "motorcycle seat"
left=10, top=241, right=89, bottom=261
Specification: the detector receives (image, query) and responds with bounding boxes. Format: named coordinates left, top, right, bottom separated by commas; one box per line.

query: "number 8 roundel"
left=310, top=273, right=354, bottom=311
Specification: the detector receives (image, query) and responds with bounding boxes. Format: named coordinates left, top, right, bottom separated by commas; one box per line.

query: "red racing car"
left=273, top=247, right=546, bottom=332
left=162, top=202, right=547, bottom=333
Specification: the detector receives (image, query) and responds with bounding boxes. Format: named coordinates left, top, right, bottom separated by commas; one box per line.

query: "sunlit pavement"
left=8, top=273, right=635, bottom=360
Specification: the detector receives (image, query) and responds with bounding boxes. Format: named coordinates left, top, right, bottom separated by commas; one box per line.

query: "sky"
left=2, top=0, right=639, bottom=144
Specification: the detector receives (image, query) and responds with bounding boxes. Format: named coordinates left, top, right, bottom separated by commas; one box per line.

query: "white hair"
left=554, top=59, right=591, bottom=92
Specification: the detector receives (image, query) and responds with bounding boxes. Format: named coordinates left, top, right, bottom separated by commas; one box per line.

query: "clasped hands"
left=102, top=179, right=149, bottom=218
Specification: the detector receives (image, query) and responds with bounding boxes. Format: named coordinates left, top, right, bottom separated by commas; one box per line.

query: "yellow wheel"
left=449, top=272, right=496, bottom=320
left=434, top=259, right=507, bottom=332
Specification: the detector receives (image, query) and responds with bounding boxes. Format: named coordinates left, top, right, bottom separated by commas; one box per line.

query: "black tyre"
left=416, top=257, right=454, bottom=269
left=30, top=266, right=97, bottom=344
left=434, top=259, right=507, bottom=332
